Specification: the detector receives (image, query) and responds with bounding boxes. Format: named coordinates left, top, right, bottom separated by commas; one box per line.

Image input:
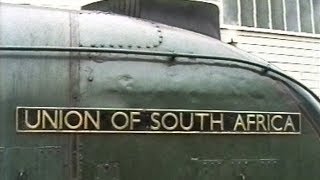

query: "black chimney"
left=82, top=0, right=221, bottom=40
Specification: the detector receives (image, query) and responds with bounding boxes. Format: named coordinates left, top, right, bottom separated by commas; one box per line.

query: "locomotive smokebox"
left=1, top=2, right=320, bottom=180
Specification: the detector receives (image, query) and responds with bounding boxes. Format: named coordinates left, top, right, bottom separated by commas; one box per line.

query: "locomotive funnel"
left=82, top=0, right=221, bottom=39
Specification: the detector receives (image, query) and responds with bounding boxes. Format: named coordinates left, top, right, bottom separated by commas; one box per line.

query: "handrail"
left=0, top=45, right=319, bottom=103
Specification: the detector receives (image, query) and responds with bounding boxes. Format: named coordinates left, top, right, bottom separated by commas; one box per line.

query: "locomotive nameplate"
left=16, top=107, right=301, bottom=134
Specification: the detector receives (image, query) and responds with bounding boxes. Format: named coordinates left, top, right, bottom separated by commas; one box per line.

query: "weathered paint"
left=0, top=3, right=320, bottom=180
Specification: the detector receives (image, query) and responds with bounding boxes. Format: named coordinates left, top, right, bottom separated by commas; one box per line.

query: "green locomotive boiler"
left=0, top=1, right=320, bottom=180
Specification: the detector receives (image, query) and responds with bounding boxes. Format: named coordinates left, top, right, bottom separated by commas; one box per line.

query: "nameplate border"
left=16, top=106, right=302, bottom=135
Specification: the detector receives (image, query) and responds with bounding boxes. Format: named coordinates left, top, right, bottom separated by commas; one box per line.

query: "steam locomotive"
left=0, top=0, right=320, bottom=180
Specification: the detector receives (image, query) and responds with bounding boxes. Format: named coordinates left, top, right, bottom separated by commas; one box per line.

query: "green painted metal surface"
left=77, top=56, right=320, bottom=180
left=0, top=2, right=320, bottom=180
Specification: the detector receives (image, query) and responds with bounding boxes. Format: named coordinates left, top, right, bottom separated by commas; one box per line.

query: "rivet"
left=109, top=45, right=114, bottom=48
left=104, top=163, right=110, bottom=170
left=88, top=76, right=94, bottom=81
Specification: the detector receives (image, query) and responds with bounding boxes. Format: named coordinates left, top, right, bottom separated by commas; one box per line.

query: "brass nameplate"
left=16, top=107, right=301, bottom=134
